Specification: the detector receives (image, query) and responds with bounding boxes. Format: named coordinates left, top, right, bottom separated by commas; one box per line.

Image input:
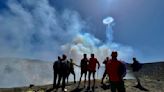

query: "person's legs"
left=88, top=71, right=91, bottom=89
left=84, top=71, right=87, bottom=87
left=92, top=71, right=96, bottom=87
left=47, top=71, right=58, bottom=91
left=56, top=73, right=62, bottom=90
left=62, top=74, right=67, bottom=91
left=117, top=81, right=126, bottom=92
left=101, top=70, right=107, bottom=84
left=78, top=72, right=83, bottom=87
left=110, top=81, right=116, bottom=92
left=53, top=71, right=57, bottom=88
left=66, top=73, right=69, bottom=84
left=71, top=70, right=76, bottom=83
left=134, top=72, right=141, bottom=86
left=91, top=71, right=96, bottom=91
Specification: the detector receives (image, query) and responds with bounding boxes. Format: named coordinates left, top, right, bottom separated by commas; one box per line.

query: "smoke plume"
left=0, top=0, right=135, bottom=87
left=0, top=0, right=134, bottom=62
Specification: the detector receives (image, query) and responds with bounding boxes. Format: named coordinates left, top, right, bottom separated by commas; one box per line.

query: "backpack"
left=132, top=61, right=142, bottom=72
left=119, top=62, right=127, bottom=77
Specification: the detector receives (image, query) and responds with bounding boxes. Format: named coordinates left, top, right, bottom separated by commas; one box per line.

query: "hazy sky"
left=0, top=0, right=164, bottom=62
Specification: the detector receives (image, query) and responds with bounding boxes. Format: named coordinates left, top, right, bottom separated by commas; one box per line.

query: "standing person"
left=87, top=54, right=100, bottom=90
left=47, top=56, right=62, bottom=92
left=67, top=58, right=78, bottom=84
left=78, top=54, right=89, bottom=88
left=106, top=51, right=126, bottom=92
left=131, top=57, right=143, bottom=88
left=56, top=54, right=69, bottom=92
left=101, top=57, right=110, bottom=84
left=53, top=56, right=62, bottom=89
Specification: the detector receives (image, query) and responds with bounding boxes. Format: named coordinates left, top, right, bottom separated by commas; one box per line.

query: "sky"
left=0, top=0, right=164, bottom=63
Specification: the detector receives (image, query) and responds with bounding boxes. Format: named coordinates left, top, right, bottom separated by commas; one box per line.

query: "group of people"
left=49, top=51, right=143, bottom=92
left=48, top=54, right=77, bottom=92
left=78, top=53, right=100, bottom=90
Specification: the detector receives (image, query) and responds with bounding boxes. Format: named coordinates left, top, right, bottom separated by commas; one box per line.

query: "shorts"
left=110, top=81, right=125, bottom=92
left=81, top=69, right=88, bottom=74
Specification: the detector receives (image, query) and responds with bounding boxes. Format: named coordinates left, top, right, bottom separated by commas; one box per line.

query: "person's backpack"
left=137, top=62, right=142, bottom=71
left=119, top=62, right=127, bottom=78
left=132, top=61, right=142, bottom=72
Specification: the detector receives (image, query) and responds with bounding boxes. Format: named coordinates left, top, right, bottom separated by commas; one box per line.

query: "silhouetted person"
left=106, top=51, right=126, bottom=92
left=101, top=57, right=110, bottom=84
left=78, top=54, right=89, bottom=88
left=56, top=54, right=69, bottom=92
left=46, top=56, right=62, bottom=92
left=67, top=58, right=77, bottom=84
left=53, top=56, right=62, bottom=89
left=131, top=57, right=143, bottom=88
left=87, top=54, right=100, bottom=90
left=47, top=55, right=70, bottom=92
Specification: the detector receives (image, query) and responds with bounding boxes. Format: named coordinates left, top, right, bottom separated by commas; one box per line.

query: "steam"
left=62, top=16, right=134, bottom=63
left=0, top=0, right=135, bottom=87
left=0, top=0, right=84, bottom=61
left=0, top=0, right=134, bottom=62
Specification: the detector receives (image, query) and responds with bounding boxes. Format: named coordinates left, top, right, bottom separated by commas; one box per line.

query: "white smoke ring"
left=103, top=16, right=114, bottom=25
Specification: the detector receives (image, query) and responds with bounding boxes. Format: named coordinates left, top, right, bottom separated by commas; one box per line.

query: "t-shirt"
left=106, top=59, right=126, bottom=82
left=53, top=60, right=61, bottom=71
left=69, top=61, right=77, bottom=71
left=61, top=59, right=70, bottom=74
left=81, top=58, right=88, bottom=71
left=88, top=58, right=99, bottom=72
left=103, top=59, right=109, bottom=67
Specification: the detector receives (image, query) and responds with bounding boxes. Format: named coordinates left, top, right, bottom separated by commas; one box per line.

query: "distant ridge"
left=127, top=62, right=164, bottom=81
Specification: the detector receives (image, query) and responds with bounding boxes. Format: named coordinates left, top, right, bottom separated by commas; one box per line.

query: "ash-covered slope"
left=0, top=58, right=53, bottom=88
left=126, top=62, right=164, bottom=81
left=138, top=62, right=164, bottom=80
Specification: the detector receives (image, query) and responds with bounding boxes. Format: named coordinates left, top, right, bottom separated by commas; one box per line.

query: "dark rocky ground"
left=0, top=78, right=163, bottom=92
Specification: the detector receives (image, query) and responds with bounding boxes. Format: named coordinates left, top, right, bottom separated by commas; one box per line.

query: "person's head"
left=106, top=57, right=109, bottom=60
left=83, top=54, right=87, bottom=58
left=70, top=58, right=73, bottom=62
left=133, top=57, right=138, bottom=63
left=133, top=57, right=136, bottom=61
left=62, top=54, right=67, bottom=60
left=58, top=56, right=61, bottom=61
left=91, top=53, right=94, bottom=58
left=111, top=51, right=118, bottom=59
